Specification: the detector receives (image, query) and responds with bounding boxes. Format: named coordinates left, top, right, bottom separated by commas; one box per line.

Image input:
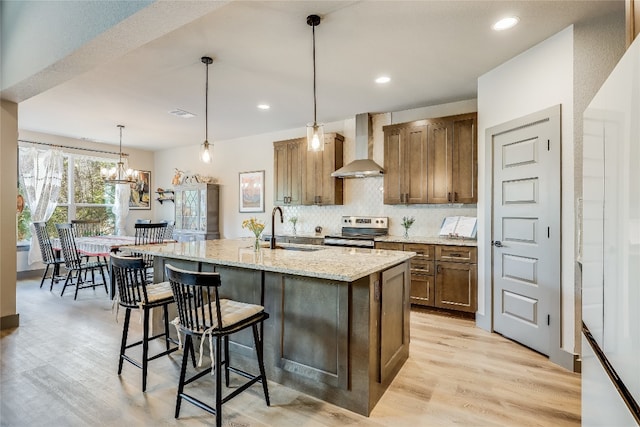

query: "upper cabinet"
left=274, top=133, right=344, bottom=206
left=383, top=112, right=477, bottom=205
left=383, top=123, right=429, bottom=204
left=273, top=138, right=304, bottom=205
left=427, top=113, right=477, bottom=204
left=303, top=133, right=344, bottom=205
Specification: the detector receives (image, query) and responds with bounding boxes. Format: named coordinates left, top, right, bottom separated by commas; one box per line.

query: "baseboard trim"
left=0, top=313, right=20, bottom=330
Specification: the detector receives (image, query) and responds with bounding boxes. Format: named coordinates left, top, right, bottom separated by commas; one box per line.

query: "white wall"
left=477, top=27, right=575, bottom=354
left=154, top=100, right=478, bottom=240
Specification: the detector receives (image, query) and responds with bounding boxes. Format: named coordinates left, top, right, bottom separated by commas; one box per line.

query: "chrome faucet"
left=270, top=206, right=283, bottom=249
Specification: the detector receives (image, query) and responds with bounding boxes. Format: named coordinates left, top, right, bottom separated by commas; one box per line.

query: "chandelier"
left=101, top=125, right=138, bottom=184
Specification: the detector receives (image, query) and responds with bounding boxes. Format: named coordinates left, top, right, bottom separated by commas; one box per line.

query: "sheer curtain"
left=19, top=147, right=64, bottom=264
left=113, top=183, right=131, bottom=236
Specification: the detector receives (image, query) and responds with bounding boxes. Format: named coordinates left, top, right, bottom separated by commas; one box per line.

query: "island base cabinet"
left=435, top=261, right=477, bottom=313
left=150, top=254, right=411, bottom=417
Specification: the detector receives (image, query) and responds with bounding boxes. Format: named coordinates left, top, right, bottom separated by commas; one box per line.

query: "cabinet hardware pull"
left=405, top=193, right=409, bottom=204
left=450, top=253, right=462, bottom=257
left=437, top=265, right=442, bottom=273
left=448, top=192, right=451, bottom=202
left=454, top=192, right=458, bottom=202
left=400, top=193, right=404, bottom=203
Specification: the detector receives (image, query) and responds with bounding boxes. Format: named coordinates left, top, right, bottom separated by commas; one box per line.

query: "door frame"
left=481, top=104, right=575, bottom=369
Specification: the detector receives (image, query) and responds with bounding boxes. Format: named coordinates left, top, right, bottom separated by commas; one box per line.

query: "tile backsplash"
left=281, top=177, right=476, bottom=237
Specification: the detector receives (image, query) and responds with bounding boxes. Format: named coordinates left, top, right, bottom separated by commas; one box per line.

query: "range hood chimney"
left=331, top=113, right=384, bottom=178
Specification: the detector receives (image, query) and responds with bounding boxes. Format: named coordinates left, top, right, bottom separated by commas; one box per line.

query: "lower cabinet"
left=375, top=241, right=477, bottom=313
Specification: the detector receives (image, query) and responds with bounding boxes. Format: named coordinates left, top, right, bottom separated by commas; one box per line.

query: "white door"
left=491, top=108, right=560, bottom=356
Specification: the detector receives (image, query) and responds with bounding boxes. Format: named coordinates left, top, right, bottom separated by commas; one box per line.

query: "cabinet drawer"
left=404, top=243, right=434, bottom=260
left=375, top=242, right=404, bottom=251
left=436, top=246, right=477, bottom=263
left=410, top=260, right=435, bottom=275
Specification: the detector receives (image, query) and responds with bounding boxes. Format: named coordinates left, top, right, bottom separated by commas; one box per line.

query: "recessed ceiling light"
left=375, top=76, right=391, bottom=84
left=169, top=109, right=196, bottom=118
left=492, top=16, right=519, bottom=31
left=257, top=104, right=270, bottom=110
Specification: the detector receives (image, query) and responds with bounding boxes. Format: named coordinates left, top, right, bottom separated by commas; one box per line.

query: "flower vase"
left=254, top=236, right=261, bottom=252
left=403, top=228, right=410, bottom=239
left=292, top=224, right=297, bottom=235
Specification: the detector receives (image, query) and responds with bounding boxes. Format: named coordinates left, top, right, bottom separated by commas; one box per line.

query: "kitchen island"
left=123, top=238, right=414, bottom=416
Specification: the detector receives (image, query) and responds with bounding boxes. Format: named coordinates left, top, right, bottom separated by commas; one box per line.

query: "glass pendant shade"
left=201, top=140, right=212, bottom=163
left=306, top=122, right=324, bottom=152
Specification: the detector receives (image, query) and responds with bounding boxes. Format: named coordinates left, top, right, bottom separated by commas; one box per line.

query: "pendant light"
left=200, top=56, right=213, bottom=163
left=306, top=14, right=324, bottom=152
left=101, top=125, right=138, bottom=184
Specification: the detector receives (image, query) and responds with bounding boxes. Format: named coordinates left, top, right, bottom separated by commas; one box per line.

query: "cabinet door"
left=405, top=125, right=429, bottom=204
left=435, top=261, right=477, bottom=313
left=427, top=121, right=453, bottom=204
left=287, top=141, right=303, bottom=205
left=274, top=139, right=304, bottom=205
left=410, top=272, right=435, bottom=306
left=302, top=135, right=343, bottom=205
left=379, top=262, right=410, bottom=383
left=451, top=116, right=477, bottom=203
left=383, top=128, right=404, bottom=204
left=274, top=142, right=289, bottom=205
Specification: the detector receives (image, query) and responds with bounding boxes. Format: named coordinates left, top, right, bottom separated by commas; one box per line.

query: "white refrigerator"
left=582, top=35, right=640, bottom=426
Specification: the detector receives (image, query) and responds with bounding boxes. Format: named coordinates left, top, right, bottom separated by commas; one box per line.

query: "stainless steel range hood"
left=331, top=113, right=384, bottom=178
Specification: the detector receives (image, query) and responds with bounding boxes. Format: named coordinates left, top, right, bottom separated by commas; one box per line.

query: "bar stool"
left=164, top=264, right=270, bottom=426
left=111, top=254, right=178, bottom=391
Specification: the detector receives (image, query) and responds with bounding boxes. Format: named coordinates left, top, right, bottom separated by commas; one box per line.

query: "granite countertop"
left=375, top=235, right=478, bottom=247
left=123, top=238, right=415, bottom=282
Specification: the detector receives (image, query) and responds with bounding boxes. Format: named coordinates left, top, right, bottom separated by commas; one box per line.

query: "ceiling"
left=16, top=0, right=623, bottom=151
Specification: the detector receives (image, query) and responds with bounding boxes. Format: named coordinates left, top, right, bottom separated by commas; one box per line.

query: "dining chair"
left=71, top=219, right=106, bottom=265
left=133, top=222, right=168, bottom=280
left=55, top=223, right=108, bottom=300
left=165, top=264, right=270, bottom=426
left=33, top=221, right=65, bottom=291
left=111, top=254, right=178, bottom=392
left=161, top=220, right=175, bottom=241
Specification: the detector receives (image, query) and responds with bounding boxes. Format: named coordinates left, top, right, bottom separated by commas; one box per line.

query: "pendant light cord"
left=312, top=23, right=317, bottom=125
left=205, top=61, right=209, bottom=142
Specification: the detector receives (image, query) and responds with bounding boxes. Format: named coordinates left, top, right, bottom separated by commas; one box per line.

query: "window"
left=17, top=151, right=118, bottom=242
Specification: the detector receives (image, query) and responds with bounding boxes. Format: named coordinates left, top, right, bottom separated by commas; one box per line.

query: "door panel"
left=492, top=115, right=560, bottom=356
left=427, top=121, right=452, bottom=203
left=383, top=129, right=403, bottom=204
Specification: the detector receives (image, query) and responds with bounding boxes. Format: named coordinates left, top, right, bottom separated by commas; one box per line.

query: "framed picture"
left=129, top=170, right=151, bottom=210
left=239, top=170, right=265, bottom=213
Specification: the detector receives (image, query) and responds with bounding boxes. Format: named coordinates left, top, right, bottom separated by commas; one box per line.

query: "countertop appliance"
left=323, top=216, right=388, bottom=248
left=581, top=36, right=640, bottom=426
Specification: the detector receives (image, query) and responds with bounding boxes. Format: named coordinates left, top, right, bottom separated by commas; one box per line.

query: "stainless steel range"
left=323, top=216, right=388, bottom=248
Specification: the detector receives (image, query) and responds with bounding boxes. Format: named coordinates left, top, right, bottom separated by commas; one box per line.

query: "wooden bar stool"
left=111, top=254, right=178, bottom=391
left=165, top=264, right=270, bottom=426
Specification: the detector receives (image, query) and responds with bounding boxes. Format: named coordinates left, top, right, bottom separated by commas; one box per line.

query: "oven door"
left=323, top=237, right=375, bottom=248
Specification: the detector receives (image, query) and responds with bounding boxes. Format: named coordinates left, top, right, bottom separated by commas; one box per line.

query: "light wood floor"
left=1, top=277, right=580, bottom=426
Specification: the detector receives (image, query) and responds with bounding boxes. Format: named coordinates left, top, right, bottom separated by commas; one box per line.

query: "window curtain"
left=19, top=147, right=64, bottom=264
left=112, top=183, right=130, bottom=236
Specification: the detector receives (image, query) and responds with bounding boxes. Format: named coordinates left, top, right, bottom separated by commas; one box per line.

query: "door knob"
left=492, top=240, right=503, bottom=247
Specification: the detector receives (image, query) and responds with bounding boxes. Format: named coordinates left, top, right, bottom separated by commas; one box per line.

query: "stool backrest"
left=111, top=254, right=149, bottom=307
left=56, top=223, right=83, bottom=269
left=71, top=219, right=101, bottom=237
left=133, top=222, right=168, bottom=266
left=33, top=221, right=58, bottom=264
left=165, top=264, right=223, bottom=333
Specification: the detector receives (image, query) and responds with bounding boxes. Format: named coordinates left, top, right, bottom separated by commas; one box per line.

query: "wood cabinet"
left=274, top=138, right=304, bottom=205
left=383, top=112, right=477, bottom=205
left=383, top=124, right=428, bottom=204
left=375, top=241, right=476, bottom=313
left=173, top=183, right=220, bottom=241
left=303, top=133, right=344, bottom=205
left=434, top=246, right=477, bottom=313
left=427, top=113, right=477, bottom=204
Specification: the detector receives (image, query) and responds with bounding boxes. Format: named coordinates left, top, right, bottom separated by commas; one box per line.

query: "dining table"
left=51, top=235, right=137, bottom=299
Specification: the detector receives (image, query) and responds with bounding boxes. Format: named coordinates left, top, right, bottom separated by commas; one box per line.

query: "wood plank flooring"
left=1, top=277, right=580, bottom=426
